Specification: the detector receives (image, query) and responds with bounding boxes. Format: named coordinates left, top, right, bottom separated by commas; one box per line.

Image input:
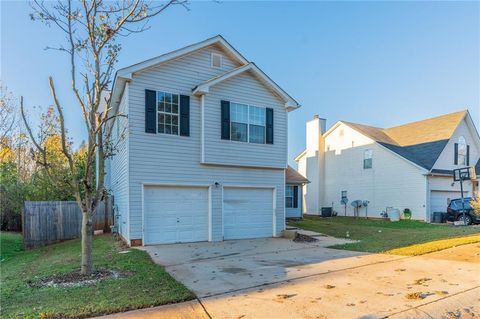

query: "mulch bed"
left=27, top=268, right=130, bottom=288
left=293, top=232, right=319, bottom=243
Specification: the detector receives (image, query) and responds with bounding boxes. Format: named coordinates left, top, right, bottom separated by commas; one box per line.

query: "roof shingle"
left=342, top=111, right=467, bottom=170
left=286, top=166, right=309, bottom=184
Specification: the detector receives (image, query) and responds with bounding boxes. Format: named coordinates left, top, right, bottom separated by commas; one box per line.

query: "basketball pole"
left=460, top=175, right=466, bottom=226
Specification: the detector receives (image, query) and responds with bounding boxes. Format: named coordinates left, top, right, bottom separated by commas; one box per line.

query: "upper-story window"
left=363, top=149, right=373, bottom=169
left=457, top=136, right=467, bottom=165
left=230, top=102, right=266, bottom=144
left=157, top=91, right=179, bottom=135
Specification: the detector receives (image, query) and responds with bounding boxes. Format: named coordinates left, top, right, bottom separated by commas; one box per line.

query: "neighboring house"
left=105, top=35, right=300, bottom=246
left=296, top=111, right=480, bottom=221
left=285, top=166, right=309, bottom=218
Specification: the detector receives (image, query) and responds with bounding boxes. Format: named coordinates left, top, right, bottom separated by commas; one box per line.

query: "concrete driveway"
left=99, top=238, right=480, bottom=319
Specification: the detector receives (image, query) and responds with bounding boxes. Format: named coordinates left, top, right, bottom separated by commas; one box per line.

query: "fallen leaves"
left=405, top=292, right=426, bottom=300
left=412, top=277, right=432, bottom=285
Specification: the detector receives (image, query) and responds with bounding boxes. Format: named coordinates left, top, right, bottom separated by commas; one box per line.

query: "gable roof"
left=384, top=111, right=466, bottom=146
left=295, top=110, right=475, bottom=172
left=192, top=63, right=300, bottom=110
left=110, top=35, right=300, bottom=115
left=286, top=166, right=309, bottom=184
left=342, top=111, right=468, bottom=170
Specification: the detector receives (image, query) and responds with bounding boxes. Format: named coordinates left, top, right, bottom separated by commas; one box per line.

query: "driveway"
left=99, top=238, right=480, bottom=319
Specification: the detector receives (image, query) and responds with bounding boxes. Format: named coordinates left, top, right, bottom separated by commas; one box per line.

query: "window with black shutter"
left=221, top=101, right=274, bottom=145
left=145, top=89, right=157, bottom=134
left=221, top=100, right=230, bottom=140
left=293, top=186, right=298, bottom=208
left=266, top=107, right=274, bottom=144
left=179, top=95, right=190, bottom=136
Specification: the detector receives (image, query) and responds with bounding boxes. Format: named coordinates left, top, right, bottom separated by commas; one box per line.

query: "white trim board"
left=192, top=63, right=300, bottom=110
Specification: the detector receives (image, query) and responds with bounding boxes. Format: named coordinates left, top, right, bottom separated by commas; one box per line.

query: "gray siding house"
left=106, top=36, right=300, bottom=246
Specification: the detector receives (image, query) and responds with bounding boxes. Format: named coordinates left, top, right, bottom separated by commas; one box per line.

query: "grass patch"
left=386, top=234, right=480, bottom=256
left=1, top=232, right=24, bottom=261
left=0, top=232, right=194, bottom=319
left=288, top=216, right=480, bottom=253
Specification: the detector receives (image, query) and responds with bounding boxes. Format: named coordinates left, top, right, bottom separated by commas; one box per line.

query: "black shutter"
left=179, top=95, right=190, bottom=137
left=467, top=145, right=470, bottom=166
left=454, top=143, right=458, bottom=165
left=145, top=89, right=156, bottom=134
left=266, top=108, right=274, bottom=144
left=221, top=100, right=230, bottom=140
left=293, top=186, right=298, bottom=208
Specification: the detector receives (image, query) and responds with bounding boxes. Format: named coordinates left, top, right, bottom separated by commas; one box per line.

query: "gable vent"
left=211, top=53, right=222, bottom=68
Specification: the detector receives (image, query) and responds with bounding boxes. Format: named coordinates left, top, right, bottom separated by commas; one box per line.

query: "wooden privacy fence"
left=23, top=201, right=112, bottom=249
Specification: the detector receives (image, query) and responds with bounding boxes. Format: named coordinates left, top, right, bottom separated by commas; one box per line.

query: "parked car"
left=446, top=197, right=480, bottom=225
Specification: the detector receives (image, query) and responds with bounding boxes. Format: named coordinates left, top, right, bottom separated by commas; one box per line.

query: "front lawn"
left=288, top=216, right=480, bottom=253
left=0, top=232, right=193, bottom=319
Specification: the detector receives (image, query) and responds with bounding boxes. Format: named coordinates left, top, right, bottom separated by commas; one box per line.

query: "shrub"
left=470, top=195, right=480, bottom=217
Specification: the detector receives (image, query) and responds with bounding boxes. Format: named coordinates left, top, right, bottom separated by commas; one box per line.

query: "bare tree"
left=21, top=0, right=188, bottom=275
left=0, top=83, right=19, bottom=150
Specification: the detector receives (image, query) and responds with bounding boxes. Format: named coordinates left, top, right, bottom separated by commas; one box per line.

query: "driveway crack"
left=384, top=285, right=480, bottom=318
left=196, top=297, right=213, bottom=319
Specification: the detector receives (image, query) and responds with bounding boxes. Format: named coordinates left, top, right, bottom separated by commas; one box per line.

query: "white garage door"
left=430, top=190, right=465, bottom=213
left=144, top=186, right=208, bottom=245
left=223, top=187, right=274, bottom=240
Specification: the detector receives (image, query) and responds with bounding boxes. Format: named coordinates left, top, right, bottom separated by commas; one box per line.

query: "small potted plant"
left=403, top=208, right=412, bottom=220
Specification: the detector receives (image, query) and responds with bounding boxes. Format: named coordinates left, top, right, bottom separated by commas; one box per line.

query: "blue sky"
left=2, top=1, right=479, bottom=166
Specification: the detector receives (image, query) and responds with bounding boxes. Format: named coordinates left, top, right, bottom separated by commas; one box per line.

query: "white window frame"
left=457, top=136, right=467, bottom=165
left=229, top=102, right=266, bottom=144
left=211, top=53, right=223, bottom=68
left=156, top=90, right=180, bottom=136
left=363, top=149, right=373, bottom=169
left=285, top=185, right=294, bottom=208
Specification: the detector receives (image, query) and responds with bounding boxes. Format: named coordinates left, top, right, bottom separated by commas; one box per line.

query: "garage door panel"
left=223, top=187, right=273, bottom=240
left=144, top=186, right=208, bottom=245
left=430, top=190, right=466, bottom=213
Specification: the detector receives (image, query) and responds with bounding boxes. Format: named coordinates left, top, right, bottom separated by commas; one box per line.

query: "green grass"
left=386, top=234, right=480, bottom=256
left=1, top=232, right=24, bottom=261
left=288, top=216, right=480, bottom=253
left=0, top=232, right=194, bottom=319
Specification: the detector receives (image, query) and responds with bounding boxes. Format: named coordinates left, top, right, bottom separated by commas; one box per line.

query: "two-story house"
left=296, top=111, right=480, bottom=221
left=105, top=36, right=300, bottom=246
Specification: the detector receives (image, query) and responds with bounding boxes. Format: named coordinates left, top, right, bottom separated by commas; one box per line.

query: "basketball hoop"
left=453, top=167, right=473, bottom=182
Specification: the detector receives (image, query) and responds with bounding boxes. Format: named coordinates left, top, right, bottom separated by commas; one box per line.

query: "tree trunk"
left=103, top=194, right=110, bottom=233
left=81, top=211, right=94, bottom=274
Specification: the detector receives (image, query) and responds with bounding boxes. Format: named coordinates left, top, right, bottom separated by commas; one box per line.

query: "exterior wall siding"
left=323, top=123, right=428, bottom=220
left=126, top=45, right=286, bottom=241
left=203, top=71, right=287, bottom=168
left=432, top=119, right=480, bottom=171
left=428, top=176, right=473, bottom=192
left=109, top=83, right=130, bottom=240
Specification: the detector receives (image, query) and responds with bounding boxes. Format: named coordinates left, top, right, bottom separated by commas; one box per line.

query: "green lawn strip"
left=386, top=234, right=480, bottom=256
left=1, top=233, right=194, bottom=319
left=1, top=232, right=25, bottom=261
left=288, top=216, right=480, bottom=253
